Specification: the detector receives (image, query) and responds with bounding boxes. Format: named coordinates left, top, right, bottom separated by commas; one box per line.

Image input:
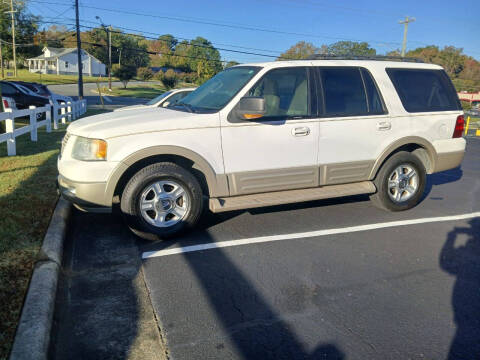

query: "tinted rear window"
left=386, top=69, right=461, bottom=113
left=319, top=67, right=386, bottom=117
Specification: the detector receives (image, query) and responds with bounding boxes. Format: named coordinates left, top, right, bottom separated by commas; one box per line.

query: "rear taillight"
left=2, top=99, right=9, bottom=109
left=453, top=115, right=465, bottom=138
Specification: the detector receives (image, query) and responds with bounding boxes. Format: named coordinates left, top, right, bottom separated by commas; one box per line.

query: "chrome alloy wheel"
left=139, top=180, right=190, bottom=228
left=387, top=164, right=419, bottom=203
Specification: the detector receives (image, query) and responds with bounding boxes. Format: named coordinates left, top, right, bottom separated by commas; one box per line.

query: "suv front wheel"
left=370, top=151, right=426, bottom=212
left=120, top=162, right=203, bottom=240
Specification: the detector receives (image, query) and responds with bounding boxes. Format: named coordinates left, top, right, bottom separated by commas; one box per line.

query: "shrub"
left=112, top=65, right=136, bottom=88
left=161, top=69, right=178, bottom=89
left=137, top=67, right=154, bottom=81
left=153, top=70, right=164, bottom=81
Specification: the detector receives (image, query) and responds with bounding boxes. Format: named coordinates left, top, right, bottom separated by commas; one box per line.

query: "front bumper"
left=57, top=174, right=111, bottom=211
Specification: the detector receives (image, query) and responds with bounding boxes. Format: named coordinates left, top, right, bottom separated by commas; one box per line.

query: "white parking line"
left=142, top=211, right=480, bottom=259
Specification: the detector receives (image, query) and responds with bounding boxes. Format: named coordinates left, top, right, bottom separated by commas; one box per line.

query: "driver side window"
left=247, top=67, right=309, bottom=119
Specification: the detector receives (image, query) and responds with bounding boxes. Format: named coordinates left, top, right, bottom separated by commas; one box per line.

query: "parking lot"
left=52, top=138, right=480, bottom=360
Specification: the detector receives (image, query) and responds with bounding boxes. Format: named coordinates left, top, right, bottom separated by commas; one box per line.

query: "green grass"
left=0, top=108, right=110, bottom=360
left=1, top=69, right=114, bottom=85
left=106, top=83, right=167, bottom=99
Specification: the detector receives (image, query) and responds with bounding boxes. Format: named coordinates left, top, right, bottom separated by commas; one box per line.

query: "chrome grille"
left=61, top=132, right=70, bottom=155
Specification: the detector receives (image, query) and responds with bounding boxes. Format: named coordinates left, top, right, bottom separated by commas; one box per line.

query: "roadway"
left=52, top=138, right=480, bottom=360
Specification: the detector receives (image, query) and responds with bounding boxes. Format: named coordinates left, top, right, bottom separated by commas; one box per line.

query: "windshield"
left=172, top=66, right=260, bottom=113
left=147, top=90, right=173, bottom=105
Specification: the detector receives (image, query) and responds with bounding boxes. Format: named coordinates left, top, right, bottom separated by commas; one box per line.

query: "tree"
left=186, top=37, right=222, bottom=79
left=327, top=41, right=376, bottom=56
left=75, top=28, right=149, bottom=71
left=0, top=1, right=41, bottom=66
left=112, top=65, right=136, bottom=88
left=277, top=41, right=324, bottom=60
left=224, top=61, right=239, bottom=69
left=34, top=25, right=71, bottom=48
left=149, top=34, right=178, bottom=67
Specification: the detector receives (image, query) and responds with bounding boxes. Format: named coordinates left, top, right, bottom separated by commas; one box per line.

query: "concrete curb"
left=9, top=198, right=72, bottom=360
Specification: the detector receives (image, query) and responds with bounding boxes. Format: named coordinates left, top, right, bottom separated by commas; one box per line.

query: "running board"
left=209, top=181, right=376, bottom=213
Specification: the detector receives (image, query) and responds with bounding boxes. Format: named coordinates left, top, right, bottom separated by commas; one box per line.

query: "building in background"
left=458, top=91, right=480, bottom=108
left=27, top=47, right=106, bottom=76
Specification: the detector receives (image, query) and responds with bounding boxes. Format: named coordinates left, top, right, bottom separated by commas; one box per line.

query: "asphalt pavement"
left=51, top=138, right=480, bottom=360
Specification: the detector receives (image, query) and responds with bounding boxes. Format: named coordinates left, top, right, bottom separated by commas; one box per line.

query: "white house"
left=27, top=47, right=106, bottom=76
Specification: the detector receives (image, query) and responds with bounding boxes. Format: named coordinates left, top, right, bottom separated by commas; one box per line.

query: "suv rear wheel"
left=120, top=162, right=203, bottom=240
left=370, top=151, right=426, bottom=212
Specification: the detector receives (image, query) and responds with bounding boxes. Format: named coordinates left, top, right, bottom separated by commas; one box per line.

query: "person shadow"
left=439, top=218, right=480, bottom=360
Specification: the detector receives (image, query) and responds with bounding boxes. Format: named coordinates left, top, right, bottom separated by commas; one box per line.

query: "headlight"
left=71, top=136, right=107, bottom=161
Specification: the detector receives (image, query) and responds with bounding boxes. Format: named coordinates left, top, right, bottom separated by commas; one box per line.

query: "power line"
left=39, top=16, right=284, bottom=54
left=28, top=0, right=403, bottom=46
left=37, top=20, right=280, bottom=59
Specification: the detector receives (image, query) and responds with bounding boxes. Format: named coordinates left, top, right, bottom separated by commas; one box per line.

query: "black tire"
left=120, top=162, right=203, bottom=241
left=370, top=151, right=426, bottom=212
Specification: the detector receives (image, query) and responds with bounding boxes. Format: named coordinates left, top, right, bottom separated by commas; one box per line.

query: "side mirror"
left=235, top=97, right=266, bottom=120
left=162, top=101, right=170, bottom=108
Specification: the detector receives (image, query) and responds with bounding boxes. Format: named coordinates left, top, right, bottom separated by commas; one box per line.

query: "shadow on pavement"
left=179, top=232, right=345, bottom=360
left=440, top=218, right=480, bottom=359
left=423, top=167, right=463, bottom=200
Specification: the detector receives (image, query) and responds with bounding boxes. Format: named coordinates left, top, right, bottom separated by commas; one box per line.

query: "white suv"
left=58, top=58, right=466, bottom=240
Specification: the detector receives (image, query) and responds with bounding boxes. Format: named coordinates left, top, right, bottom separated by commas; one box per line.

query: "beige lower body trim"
left=320, top=161, right=374, bottom=185
left=433, top=151, right=465, bottom=173
left=228, top=166, right=319, bottom=196
left=209, top=181, right=376, bottom=213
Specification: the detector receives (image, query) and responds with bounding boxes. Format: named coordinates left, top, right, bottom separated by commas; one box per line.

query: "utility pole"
left=8, top=0, right=17, bottom=76
left=108, top=26, right=111, bottom=90
left=75, top=0, right=83, bottom=98
left=95, top=16, right=112, bottom=90
left=399, top=16, right=415, bottom=57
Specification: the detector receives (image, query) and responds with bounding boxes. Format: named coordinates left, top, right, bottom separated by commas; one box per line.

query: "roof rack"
left=305, top=54, right=424, bottom=63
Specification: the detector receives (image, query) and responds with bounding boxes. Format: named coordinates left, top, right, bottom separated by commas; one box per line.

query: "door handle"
left=292, top=126, right=310, bottom=136
left=377, top=121, right=391, bottom=131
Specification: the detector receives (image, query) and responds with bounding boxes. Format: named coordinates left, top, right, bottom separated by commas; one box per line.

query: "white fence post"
left=67, top=101, right=72, bottom=122
left=29, top=106, right=37, bottom=142
left=71, top=102, right=77, bottom=120
left=5, top=109, right=16, bottom=156
left=61, top=102, right=66, bottom=124
left=46, top=104, right=52, bottom=133
left=53, top=103, right=59, bottom=129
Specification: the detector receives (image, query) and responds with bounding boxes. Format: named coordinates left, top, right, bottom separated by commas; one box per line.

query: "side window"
left=65, top=61, right=69, bottom=68
left=247, top=67, right=309, bottom=118
left=386, top=69, right=461, bottom=112
left=321, top=67, right=367, bottom=116
left=360, top=68, right=386, bottom=114
left=1, top=83, right=17, bottom=96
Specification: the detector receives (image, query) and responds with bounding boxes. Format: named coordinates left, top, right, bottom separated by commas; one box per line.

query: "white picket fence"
left=0, top=99, right=87, bottom=156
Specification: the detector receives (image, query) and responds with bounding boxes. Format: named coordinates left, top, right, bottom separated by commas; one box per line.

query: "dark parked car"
left=10, top=81, right=51, bottom=98
left=0, top=81, right=50, bottom=110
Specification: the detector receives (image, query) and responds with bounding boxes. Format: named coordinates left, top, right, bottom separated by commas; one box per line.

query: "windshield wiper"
left=174, top=102, right=195, bottom=113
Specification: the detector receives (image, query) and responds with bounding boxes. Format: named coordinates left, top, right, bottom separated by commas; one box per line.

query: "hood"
left=113, top=104, right=151, bottom=112
left=67, top=107, right=215, bottom=139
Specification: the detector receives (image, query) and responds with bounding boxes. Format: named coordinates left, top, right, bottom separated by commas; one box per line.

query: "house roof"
left=27, top=47, right=92, bottom=61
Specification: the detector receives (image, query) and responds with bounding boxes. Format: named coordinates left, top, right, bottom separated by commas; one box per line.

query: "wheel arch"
left=369, top=137, right=437, bottom=180
left=106, top=146, right=229, bottom=205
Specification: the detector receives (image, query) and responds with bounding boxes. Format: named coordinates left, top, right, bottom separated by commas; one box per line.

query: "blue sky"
left=28, top=0, right=480, bottom=63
